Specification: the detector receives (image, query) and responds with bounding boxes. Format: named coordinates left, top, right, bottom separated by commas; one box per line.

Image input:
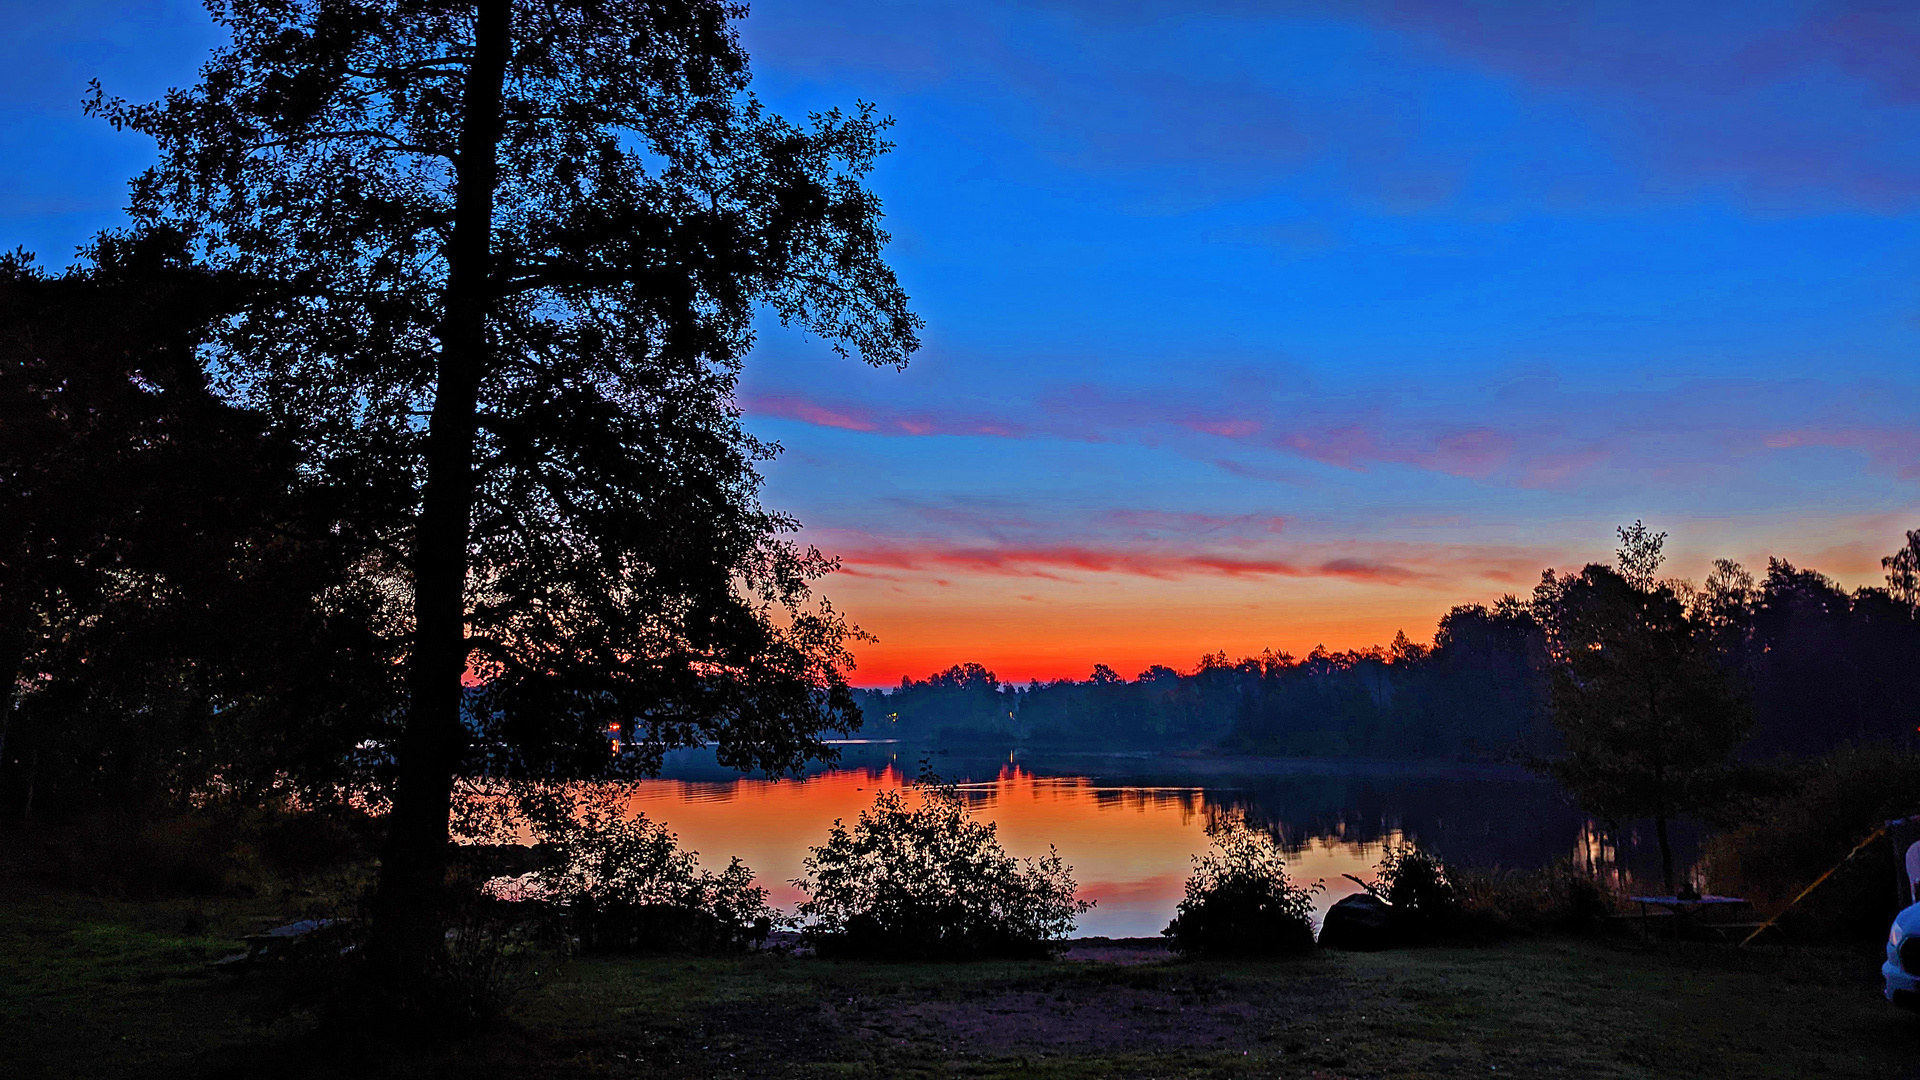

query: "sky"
left=4, top=0, right=1917, bottom=686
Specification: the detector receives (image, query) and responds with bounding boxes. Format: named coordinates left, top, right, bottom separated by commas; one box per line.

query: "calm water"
left=616, top=743, right=1688, bottom=939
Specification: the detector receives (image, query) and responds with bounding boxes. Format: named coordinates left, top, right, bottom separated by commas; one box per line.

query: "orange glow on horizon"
left=826, top=519, right=1912, bottom=688
left=834, top=574, right=1462, bottom=687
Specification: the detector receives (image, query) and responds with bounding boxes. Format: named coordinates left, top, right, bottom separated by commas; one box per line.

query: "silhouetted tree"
left=0, top=231, right=396, bottom=817
left=877, top=664, right=1014, bottom=741
left=1614, top=519, right=1667, bottom=590
left=1886, top=530, right=1920, bottom=612
left=93, top=0, right=919, bottom=982
left=1418, top=599, right=1548, bottom=757
left=1534, top=557, right=1750, bottom=892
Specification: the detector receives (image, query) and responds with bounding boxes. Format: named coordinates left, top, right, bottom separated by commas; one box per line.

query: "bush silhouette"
left=1370, top=843, right=1459, bottom=942
left=794, top=771, right=1090, bottom=959
left=520, top=790, right=772, bottom=955
left=1164, top=817, right=1321, bottom=956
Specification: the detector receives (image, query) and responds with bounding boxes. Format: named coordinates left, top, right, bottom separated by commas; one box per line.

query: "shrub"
left=794, top=773, right=1091, bottom=959
left=1368, top=843, right=1458, bottom=942
left=258, top=805, right=378, bottom=874
left=427, top=890, right=547, bottom=1026
left=314, top=887, right=546, bottom=1035
left=1705, top=742, right=1920, bottom=941
left=1163, top=817, right=1321, bottom=957
left=1450, top=861, right=1613, bottom=938
left=29, top=810, right=267, bottom=896
left=525, top=791, right=773, bottom=955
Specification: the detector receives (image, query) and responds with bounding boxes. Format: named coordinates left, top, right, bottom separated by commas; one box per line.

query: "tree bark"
left=368, top=0, right=510, bottom=982
left=1655, top=812, right=1674, bottom=894
left=0, top=627, right=20, bottom=814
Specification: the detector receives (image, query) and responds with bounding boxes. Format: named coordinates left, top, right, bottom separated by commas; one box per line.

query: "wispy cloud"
left=1763, top=427, right=1920, bottom=479
left=1097, top=509, right=1289, bottom=538
left=743, top=375, right=1920, bottom=491
left=820, top=532, right=1555, bottom=589
left=751, top=0, right=1920, bottom=212
left=740, top=391, right=1029, bottom=439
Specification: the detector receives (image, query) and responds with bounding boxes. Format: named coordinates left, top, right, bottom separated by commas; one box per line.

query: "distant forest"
left=855, top=543, right=1920, bottom=762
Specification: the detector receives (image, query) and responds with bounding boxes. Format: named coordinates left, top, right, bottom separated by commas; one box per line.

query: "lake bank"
left=605, top=747, right=1685, bottom=937
left=4, top=886, right=1910, bottom=1079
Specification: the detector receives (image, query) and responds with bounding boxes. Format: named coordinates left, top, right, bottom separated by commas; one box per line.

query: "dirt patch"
left=894, top=986, right=1266, bottom=1051
left=820, top=967, right=1352, bottom=1057
left=1058, top=937, right=1175, bottom=966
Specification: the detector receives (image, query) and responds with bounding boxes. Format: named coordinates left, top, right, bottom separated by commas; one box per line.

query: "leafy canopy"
left=1534, top=562, right=1750, bottom=825
left=0, top=232, right=397, bottom=814
left=88, top=0, right=923, bottom=780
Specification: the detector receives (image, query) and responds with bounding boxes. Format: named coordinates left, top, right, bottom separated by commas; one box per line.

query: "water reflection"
left=606, top=745, right=1693, bottom=938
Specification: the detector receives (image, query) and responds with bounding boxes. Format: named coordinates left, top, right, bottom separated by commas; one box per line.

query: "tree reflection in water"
left=590, top=744, right=1697, bottom=937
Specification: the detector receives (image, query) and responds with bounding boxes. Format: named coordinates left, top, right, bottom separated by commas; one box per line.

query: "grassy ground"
left=4, top=887, right=1918, bottom=1080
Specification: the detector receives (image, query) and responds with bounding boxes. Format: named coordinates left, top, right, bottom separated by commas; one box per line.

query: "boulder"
left=1318, top=892, right=1396, bottom=950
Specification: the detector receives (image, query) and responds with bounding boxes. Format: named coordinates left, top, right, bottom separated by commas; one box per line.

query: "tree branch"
left=252, top=130, right=449, bottom=160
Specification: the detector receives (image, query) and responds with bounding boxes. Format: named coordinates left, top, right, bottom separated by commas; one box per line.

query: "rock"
left=1319, top=892, right=1396, bottom=950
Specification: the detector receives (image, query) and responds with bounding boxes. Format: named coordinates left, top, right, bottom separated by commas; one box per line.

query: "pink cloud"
left=1765, top=427, right=1920, bottom=479
left=748, top=392, right=881, bottom=433
left=1213, top=459, right=1315, bottom=486
left=744, top=384, right=1586, bottom=482
left=740, top=391, right=1029, bottom=440
left=825, top=536, right=1551, bottom=589
left=746, top=379, right=1920, bottom=493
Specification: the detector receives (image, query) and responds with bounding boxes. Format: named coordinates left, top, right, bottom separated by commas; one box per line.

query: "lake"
left=610, top=743, right=1689, bottom=939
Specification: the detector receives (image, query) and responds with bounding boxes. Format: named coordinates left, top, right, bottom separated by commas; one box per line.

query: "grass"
left=3, top=885, right=1916, bottom=1079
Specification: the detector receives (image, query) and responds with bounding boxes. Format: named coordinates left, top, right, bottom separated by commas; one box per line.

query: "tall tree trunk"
left=0, top=626, right=18, bottom=763
left=1655, top=812, right=1674, bottom=894
left=368, top=0, right=510, bottom=982
left=0, top=628, right=19, bottom=815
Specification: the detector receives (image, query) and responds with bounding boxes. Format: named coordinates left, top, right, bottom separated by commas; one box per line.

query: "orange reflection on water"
left=620, top=763, right=1399, bottom=938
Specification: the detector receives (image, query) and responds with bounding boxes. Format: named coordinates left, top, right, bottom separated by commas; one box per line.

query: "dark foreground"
left=5, top=891, right=1918, bottom=1080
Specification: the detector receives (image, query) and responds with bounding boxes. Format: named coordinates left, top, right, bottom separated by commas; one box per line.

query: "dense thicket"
left=858, top=535, right=1920, bottom=764
left=0, top=233, right=398, bottom=818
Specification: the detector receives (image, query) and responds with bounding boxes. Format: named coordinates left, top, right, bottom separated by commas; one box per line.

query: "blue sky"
left=6, top=0, right=1916, bottom=682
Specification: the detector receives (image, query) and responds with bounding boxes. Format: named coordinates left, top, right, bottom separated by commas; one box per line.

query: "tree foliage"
left=793, top=771, right=1090, bottom=959
left=1533, top=557, right=1750, bottom=890
left=858, top=531, right=1920, bottom=777
left=1366, top=843, right=1458, bottom=942
left=865, top=604, right=1551, bottom=760
left=1163, top=816, right=1320, bottom=956
left=88, top=0, right=921, bottom=970
left=0, top=233, right=397, bottom=817
left=91, top=0, right=919, bottom=781
left=491, top=784, right=772, bottom=953
left=1883, top=529, right=1920, bottom=612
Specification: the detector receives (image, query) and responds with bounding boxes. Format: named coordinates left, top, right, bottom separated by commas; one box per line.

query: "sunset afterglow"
left=5, top=3, right=1915, bottom=688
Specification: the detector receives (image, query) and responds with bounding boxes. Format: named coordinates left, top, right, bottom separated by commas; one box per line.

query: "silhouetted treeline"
left=859, top=609, right=1548, bottom=759
left=1704, top=555, right=1920, bottom=757
left=859, top=540, right=1920, bottom=762
left=0, top=234, right=400, bottom=818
